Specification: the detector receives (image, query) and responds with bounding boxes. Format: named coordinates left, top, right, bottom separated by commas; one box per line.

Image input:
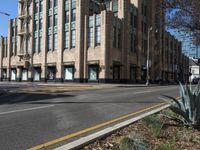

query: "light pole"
left=146, top=26, right=153, bottom=86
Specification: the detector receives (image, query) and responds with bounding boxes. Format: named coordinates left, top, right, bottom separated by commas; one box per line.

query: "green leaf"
left=162, top=95, right=182, bottom=109
left=169, top=106, right=191, bottom=124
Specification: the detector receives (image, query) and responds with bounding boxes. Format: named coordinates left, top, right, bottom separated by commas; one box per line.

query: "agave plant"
left=161, top=83, right=200, bottom=128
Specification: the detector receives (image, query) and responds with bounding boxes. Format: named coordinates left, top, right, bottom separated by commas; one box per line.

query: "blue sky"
left=0, top=0, right=18, bottom=37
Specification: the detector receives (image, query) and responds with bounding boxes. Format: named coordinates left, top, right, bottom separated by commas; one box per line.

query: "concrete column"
left=41, top=0, right=48, bottom=82
left=28, top=1, right=34, bottom=82
left=7, top=21, right=12, bottom=81
left=83, top=15, right=88, bottom=81
left=99, top=11, right=108, bottom=82
left=74, top=0, right=85, bottom=82
left=104, top=11, right=113, bottom=81
left=56, top=0, right=64, bottom=82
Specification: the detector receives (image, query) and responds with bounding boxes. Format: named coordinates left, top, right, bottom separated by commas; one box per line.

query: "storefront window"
left=47, top=66, right=56, bottom=80
left=33, top=67, right=41, bottom=81
left=2, top=69, right=7, bottom=79
left=11, top=69, right=17, bottom=80
left=22, top=69, right=28, bottom=81
left=64, top=66, right=74, bottom=80
left=113, top=66, right=120, bottom=80
left=89, top=65, right=99, bottom=81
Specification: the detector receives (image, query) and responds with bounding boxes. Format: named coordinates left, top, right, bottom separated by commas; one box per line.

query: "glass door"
left=11, top=69, right=16, bottom=81
left=64, top=66, right=74, bottom=80
left=22, top=69, right=28, bottom=81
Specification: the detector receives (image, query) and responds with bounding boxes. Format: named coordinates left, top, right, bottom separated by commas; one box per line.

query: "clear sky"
left=0, top=0, right=18, bottom=37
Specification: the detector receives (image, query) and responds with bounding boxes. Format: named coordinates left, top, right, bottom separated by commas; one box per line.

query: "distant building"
left=0, top=0, right=189, bottom=83
left=189, top=59, right=200, bottom=82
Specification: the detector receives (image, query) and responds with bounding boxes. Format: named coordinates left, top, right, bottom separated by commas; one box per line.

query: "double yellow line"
left=29, top=102, right=171, bottom=150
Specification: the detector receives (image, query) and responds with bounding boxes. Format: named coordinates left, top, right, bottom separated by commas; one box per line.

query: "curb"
left=54, top=104, right=170, bottom=150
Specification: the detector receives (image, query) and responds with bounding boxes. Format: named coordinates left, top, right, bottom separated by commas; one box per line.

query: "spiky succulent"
left=161, top=83, right=200, bottom=128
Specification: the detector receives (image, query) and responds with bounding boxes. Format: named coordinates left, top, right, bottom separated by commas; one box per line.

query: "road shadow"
left=0, top=91, right=75, bottom=105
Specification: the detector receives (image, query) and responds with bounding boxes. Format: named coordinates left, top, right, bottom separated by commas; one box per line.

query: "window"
left=54, top=14, right=58, bottom=26
left=71, top=30, right=76, bottom=48
left=72, top=0, right=76, bottom=9
left=34, top=37, right=38, bottom=53
left=35, top=2, right=39, bottom=13
left=53, top=34, right=58, bottom=50
left=48, top=35, right=52, bottom=51
left=95, top=27, right=100, bottom=46
left=39, top=0, right=43, bottom=12
left=64, top=31, right=69, bottom=48
left=95, top=15, right=101, bottom=46
left=134, top=16, right=137, bottom=28
left=39, top=36, right=42, bottom=52
left=65, top=11, right=69, bottom=23
left=65, top=0, right=69, bottom=10
left=48, top=15, right=53, bottom=27
left=54, top=0, right=58, bottom=7
left=113, top=0, right=118, bottom=16
left=27, top=19, right=31, bottom=32
left=39, top=19, right=42, bottom=30
left=49, top=0, right=53, bottom=9
left=11, top=38, right=15, bottom=55
left=35, top=20, right=38, bottom=31
left=130, top=12, right=133, bottom=26
left=88, top=28, right=93, bottom=47
left=12, top=27, right=15, bottom=36
left=118, top=29, right=121, bottom=48
left=130, top=33, right=134, bottom=51
left=113, top=27, right=117, bottom=48
left=71, top=9, right=76, bottom=22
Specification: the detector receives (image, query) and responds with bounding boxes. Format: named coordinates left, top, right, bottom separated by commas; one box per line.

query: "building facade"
left=0, top=0, right=189, bottom=83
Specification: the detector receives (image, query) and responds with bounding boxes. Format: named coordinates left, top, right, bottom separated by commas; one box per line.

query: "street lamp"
left=146, top=26, right=153, bottom=86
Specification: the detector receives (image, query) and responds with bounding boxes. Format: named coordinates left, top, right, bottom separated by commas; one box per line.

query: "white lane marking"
left=133, top=91, right=152, bottom=94
left=0, top=105, right=54, bottom=115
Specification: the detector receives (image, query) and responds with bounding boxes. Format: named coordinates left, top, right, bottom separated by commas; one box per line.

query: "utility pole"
left=146, top=27, right=153, bottom=86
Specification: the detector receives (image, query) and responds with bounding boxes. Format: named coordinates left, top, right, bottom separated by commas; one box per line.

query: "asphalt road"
left=0, top=83, right=179, bottom=150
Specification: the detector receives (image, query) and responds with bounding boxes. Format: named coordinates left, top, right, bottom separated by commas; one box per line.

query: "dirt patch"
left=83, top=110, right=200, bottom=150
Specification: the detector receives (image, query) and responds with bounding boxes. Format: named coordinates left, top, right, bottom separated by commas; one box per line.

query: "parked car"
left=192, top=77, right=200, bottom=84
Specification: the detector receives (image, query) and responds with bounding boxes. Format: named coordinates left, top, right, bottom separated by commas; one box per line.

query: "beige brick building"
left=0, top=0, right=189, bottom=83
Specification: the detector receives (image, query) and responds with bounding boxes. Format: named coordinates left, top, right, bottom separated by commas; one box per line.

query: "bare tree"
left=163, top=0, right=200, bottom=44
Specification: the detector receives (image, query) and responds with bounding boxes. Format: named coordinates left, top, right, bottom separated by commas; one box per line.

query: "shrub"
left=142, top=115, right=163, bottom=138
left=120, top=132, right=149, bottom=150
left=156, top=142, right=176, bottom=150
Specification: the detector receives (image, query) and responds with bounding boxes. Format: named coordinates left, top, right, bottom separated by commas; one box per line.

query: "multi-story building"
left=0, top=0, right=189, bottom=83
left=163, top=31, right=189, bottom=83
